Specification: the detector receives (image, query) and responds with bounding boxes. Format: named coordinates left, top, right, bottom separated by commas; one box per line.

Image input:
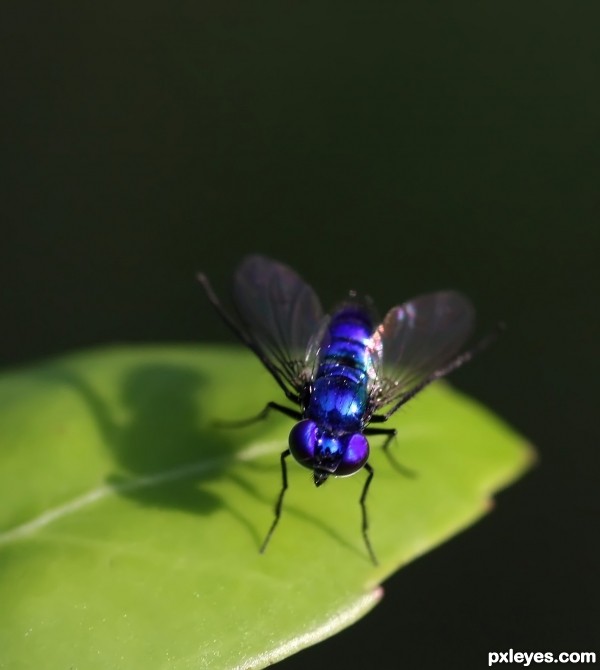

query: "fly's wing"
left=373, top=291, right=474, bottom=410
left=233, top=255, right=324, bottom=392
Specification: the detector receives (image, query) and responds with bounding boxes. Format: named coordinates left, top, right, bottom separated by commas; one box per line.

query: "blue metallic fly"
left=198, top=255, right=496, bottom=564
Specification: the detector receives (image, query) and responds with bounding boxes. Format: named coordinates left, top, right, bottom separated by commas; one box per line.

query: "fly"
left=198, top=255, right=498, bottom=564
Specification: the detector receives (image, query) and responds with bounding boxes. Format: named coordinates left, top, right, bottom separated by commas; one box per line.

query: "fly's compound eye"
left=335, top=433, right=370, bottom=476
left=289, top=419, right=318, bottom=468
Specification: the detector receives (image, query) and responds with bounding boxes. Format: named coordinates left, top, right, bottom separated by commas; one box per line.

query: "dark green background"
left=2, top=2, right=598, bottom=668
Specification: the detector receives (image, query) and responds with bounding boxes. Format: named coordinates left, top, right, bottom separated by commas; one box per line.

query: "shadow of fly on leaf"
left=38, top=359, right=267, bottom=548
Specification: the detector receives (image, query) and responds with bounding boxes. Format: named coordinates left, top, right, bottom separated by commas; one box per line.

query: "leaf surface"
left=0, top=346, right=532, bottom=669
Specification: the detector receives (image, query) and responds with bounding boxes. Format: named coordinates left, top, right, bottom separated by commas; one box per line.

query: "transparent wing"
left=373, top=291, right=474, bottom=409
left=233, top=255, right=324, bottom=392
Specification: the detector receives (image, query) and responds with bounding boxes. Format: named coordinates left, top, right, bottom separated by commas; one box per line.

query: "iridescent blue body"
left=295, top=307, right=377, bottom=480
left=308, top=307, right=375, bottom=432
left=198, top=254, right=485, bottom=563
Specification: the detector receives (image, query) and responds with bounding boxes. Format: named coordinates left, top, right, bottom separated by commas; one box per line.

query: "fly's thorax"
left=288, top=419, right=370, bottom=478
left=306, top=375, right=368, bottom=433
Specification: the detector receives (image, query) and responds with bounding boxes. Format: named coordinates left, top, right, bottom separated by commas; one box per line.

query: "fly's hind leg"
left=360, top=463, right=378, bottom=565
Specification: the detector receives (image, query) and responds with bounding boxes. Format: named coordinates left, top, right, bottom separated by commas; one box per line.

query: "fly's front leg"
left=360, top=463, right=377, bottom=565
left=215, top=402, right=302, bottom=428
left=260, top=449, right=291, bottom=554
left=364, top=426, right=416, bottom=478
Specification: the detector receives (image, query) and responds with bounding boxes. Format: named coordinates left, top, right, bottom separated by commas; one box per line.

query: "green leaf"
left=0, top=346, right=532, bottom=669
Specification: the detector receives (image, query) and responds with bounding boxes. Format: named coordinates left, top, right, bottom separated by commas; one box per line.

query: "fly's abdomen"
left=306, top=307, right=376, bottom=433
left=316, top=308, right=375, bottom=382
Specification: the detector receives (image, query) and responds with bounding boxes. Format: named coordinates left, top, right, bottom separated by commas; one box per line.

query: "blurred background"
left=2, top=1, right=598, bottom=668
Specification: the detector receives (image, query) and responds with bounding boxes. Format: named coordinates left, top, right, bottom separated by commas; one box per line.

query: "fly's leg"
left=360, top=463, right=378, bottom=565
left=364, top=427, right=416, bottom=478
left=260, top=449, right=291, bottom=554
left=215, top=402, right=301, bottom=428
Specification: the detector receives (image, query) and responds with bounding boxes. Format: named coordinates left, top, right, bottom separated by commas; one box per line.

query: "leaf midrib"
left=0, top=439, right=282, bottom=545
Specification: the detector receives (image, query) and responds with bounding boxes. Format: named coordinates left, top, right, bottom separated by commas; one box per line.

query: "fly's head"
left=288, top=419, right=370, bottom=486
